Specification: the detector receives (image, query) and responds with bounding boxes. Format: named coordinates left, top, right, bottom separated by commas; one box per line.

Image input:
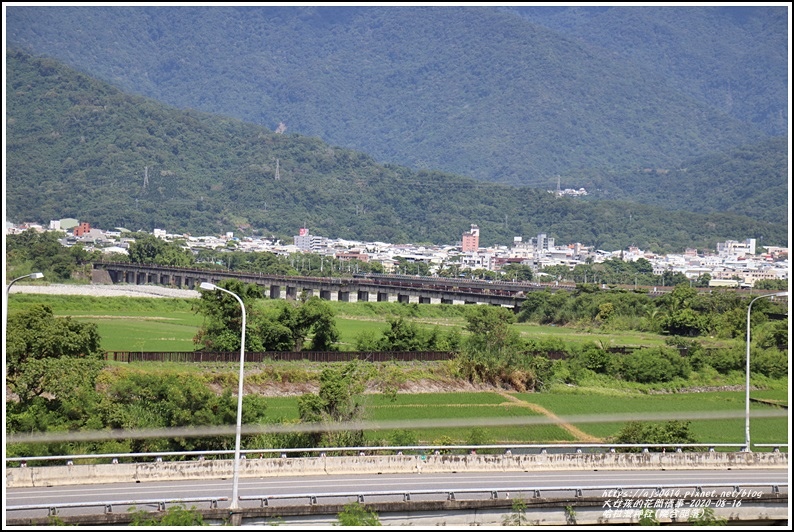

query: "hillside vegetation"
left=6, top=50, right=787, bottom=251
left=6, top=5, right=782, bottom=189
left=509, top=6, right=788, bottom=137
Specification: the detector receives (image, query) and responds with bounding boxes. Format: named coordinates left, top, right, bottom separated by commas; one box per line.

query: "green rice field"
left=511, top=391, right=788, bottom=445
left=252, top=390, right=787, bottom=446
left=8, top=294, right=787, bottom=447
left=8, top=294, right=719, bottom=352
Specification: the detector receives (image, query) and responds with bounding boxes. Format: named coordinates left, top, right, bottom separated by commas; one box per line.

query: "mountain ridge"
left=5, top=5, right=782, bottom=188
left=5, top=49, right=787, bottom=253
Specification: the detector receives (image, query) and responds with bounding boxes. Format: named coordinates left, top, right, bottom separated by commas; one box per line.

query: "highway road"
left=6, top=468, right=788, bottom=520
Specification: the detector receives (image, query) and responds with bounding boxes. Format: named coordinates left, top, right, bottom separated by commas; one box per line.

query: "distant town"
left=6, top=218, right=789, bottom=289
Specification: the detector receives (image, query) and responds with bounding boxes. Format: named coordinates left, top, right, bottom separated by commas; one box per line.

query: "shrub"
left=621, top=347, right=689, bottom=383
left=751, top=348, right=788, bottom=379
left=389, top=429, right=418, bottom=447
left=335, top=502, right=381, bottom=526
left=612, top=420, right=698, bottom=452
left=128, top=504, right=206, bottom=526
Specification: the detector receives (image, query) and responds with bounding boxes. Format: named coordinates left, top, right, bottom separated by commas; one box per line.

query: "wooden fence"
left=104, top=351, right=457, bottom=363
left=103, top=347, right=671, bottom=363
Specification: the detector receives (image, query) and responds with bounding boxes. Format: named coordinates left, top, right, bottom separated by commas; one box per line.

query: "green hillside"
left=5, top=5, right=776, bottom=188
left=5, top=49, right=787, bottom=252
left=564, top=137, right=789, bottom=225
left=509, top=6, right=788, bottom=136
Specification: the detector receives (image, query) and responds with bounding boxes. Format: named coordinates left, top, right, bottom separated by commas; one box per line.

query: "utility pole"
left=275, top=159, right=280, bottom=180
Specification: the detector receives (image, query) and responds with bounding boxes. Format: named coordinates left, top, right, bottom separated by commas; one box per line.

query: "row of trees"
left=518, top=283, right=787, bottom=342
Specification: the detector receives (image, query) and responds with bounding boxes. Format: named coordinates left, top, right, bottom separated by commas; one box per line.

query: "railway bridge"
left=92, top=262, right=581, bottom=308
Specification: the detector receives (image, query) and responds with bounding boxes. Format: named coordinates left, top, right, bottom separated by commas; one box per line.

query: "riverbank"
left=8, top=283, right=201, bottom=298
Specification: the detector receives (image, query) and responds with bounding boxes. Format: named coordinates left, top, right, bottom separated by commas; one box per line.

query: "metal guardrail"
left=5, top=442, right=787, bottom=465
left=242, top=482, right=787, bottom=506
left=7, top=484, right=786, bottom=516
left=6, top=497, right=229, bottom=516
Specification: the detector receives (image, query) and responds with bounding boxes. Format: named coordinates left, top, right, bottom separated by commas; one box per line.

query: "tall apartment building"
left=73, top=222, right=91, bottom=237
left=294, top=227, right=324, bottom=252
left=717, top=239, right=756, bottom=257
left=461, top=224, right=480, bottom=252
left=534, top=233, right=554, bottom=254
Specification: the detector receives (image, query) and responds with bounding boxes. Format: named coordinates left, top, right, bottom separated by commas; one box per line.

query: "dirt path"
left=496, top=390, right=602, bottom=442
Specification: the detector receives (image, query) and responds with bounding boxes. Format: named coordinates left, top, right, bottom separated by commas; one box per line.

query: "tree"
left=298, top=361, right=370, bottom=447
left=378, top=317, right=424, bottom=351
left=100, top=371, right=268, bottom=453
left=6, top=229, right=83, bottom=282
left=127, top=233, right=193, bottom=266
left=501, top=263, right=534, bottom=282
left=457, top=306, right=536, bottom=391
left=463, top=305, right=518, bottom=353
left=574, top=342, right=617, bottom=375
left=752, top=279, right=787, bottom=291
left=193, top=279, right=264, bottom=351
left=275, top=296, right=339, bottom=352
left=194, top=282, right=340, bottom=352
left=6, top=305, right=103, bottom=405
left=662, top=308, right=706, bottom=337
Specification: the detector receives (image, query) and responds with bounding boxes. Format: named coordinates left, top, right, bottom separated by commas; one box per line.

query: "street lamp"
left=198, top=281, right=246, bottom=508
left=6, top=272, right=44, bottom=296
left=5, top=273, right=45, bottom=326
left=744, top=291, right=788, bottom=452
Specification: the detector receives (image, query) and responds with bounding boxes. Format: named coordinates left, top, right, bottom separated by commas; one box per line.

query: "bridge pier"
left=319, top=290, right=334, bottom=301
left=338, top=291, right=358, bottom=303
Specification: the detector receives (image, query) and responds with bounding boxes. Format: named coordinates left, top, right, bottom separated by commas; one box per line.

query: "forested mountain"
left=507, top=6, right=788, bottom=137
left=561, top=136, right=789, bottom=225
left=6, top=49, right=787, bottom=253
left=5, top=5, right=783, bottom=192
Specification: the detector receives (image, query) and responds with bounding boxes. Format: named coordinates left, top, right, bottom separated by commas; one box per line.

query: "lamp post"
left=744, top=291, right=788, bottom=452
left=198, top=281, right=246, bottom=508
left=6, top=272, right=44, bottom=296
left=5, top=273, right=44, bottom=327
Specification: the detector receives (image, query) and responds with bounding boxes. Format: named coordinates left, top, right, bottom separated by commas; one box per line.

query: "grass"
left=256, top=392, right=576, bottom=444
left=510, top=391, right=788, bottom=444
left=8, top=294, right=202, bottom=352
left=251, top=388, right=790, bottom=445
left=514, top=323, right=668, bottom=349
left=9, top=294, right=739, bottom=353
left=7, top=294, right=786, bottom=446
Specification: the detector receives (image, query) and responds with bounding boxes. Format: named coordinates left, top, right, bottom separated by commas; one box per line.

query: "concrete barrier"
left=6, top=452, right=788, bottom=488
